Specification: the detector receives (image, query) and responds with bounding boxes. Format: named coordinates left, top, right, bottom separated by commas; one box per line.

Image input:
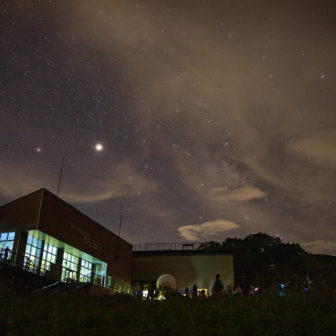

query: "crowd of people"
left=184, top=272, right=316, bottom=298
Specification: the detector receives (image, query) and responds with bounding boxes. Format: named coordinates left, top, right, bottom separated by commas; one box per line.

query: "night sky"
left=1, top=1, right=335, bottom=254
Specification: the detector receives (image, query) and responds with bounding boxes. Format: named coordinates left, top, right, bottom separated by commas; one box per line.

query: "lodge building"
left=0, top=188, right=234, bottom=296
left=0, top=188, right=132, bottom=293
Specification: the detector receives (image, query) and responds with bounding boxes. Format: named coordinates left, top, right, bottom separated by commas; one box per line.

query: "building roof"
left=41, top=188, right=132, bottom=247
left=0, top=188, right=132, bottom=248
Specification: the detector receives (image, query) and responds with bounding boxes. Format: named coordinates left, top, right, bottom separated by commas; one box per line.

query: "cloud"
left=0, top=162, right=156, bottom=204
left=209, top=186, right=267, bottom=202
left=178, top=219, right=239, bottom=241
left=1, top=0, right=335, bottom=248
left=63, top=165, right=156, bottom=203
left=301, top=240, right=336, bottom=255
left=148, top=207, right=177, bottom=220
left=0, top=169, right=48, bottom=200
left=290, top=131, right=336, bottom=166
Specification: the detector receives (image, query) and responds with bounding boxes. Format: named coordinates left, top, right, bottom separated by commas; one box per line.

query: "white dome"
left=156, top=274, right=176, bottom=290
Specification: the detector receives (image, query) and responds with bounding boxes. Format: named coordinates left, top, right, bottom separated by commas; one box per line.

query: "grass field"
left=1, top=290, right=336, bottom=336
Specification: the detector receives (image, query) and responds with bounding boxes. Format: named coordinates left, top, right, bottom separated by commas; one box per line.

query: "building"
left=0, top=189, right=234, bottom=296
left=0, top=188, right=132, bottom=293
left=132, top=247, right=234, bottom=296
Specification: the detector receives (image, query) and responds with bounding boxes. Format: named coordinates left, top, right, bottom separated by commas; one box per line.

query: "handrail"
left=0, top=248, right=133, bottom=295
left=132, top=242, right=205, bottom=251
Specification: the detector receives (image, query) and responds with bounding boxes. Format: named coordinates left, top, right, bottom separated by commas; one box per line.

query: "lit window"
left=62, top=252, right=79, bottom=282
left=40, top=243, right=57, bottom=275
left=79, top=259, right=93, bottom=282
left=0, top=232, right=15, bottom=262
left=24, top=234, right=42, bottom=273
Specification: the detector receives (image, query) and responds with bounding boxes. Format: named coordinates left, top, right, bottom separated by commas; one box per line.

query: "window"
left=0, top=232, right=15, bottom=261
left=40, top=244, right=58, bottom=275
left=62, top=252, right=79, bottom=282
left=24, top=235, right=43, bottom=273
left=106, top=276, right=112, bottom=288
left=79, top=259, right=92, bottom=282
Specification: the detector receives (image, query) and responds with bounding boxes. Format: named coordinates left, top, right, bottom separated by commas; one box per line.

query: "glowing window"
left=62, top=252, right=79, bottom=282
left=79, top=259, right=93, bottom=282
left=24, top=235, right=43, bottom=273
left=0, top=232, right=15, bottom=261
left=40, top=243, right=58, bottom=275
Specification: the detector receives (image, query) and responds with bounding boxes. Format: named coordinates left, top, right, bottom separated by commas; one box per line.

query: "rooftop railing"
left=132, top=242, right=205, bottom=251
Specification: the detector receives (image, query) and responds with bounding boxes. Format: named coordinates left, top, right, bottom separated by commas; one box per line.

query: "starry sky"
left=1, top=0, right=335, bottom=254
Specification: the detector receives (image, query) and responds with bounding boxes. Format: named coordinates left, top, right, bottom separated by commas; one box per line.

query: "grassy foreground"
left=1, top=291, right=336, bottom=336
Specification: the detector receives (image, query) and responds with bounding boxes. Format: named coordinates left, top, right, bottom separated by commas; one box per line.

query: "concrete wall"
left=132, top=254, right=234, bottom=293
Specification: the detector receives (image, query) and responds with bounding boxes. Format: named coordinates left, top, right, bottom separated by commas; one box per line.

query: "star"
left=36, top=147, right=42, bottom=152
left=95, top=143, right=103, bottom=151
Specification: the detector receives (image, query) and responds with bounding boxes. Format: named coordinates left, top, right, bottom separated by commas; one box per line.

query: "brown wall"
left=37, top=190, right=132, bottom=285
left=132, top=254, right=234, bottom=293
left=0, top=190, right=42, bottom=232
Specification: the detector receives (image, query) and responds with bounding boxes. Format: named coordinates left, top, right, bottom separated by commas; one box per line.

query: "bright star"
left=95, top=143, right=103, bottom=151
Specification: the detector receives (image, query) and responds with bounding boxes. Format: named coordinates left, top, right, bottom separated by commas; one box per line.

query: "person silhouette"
left=192, top=283, right=198, bottom=297
left=212, top=273, right=224, bottom=295
left=4, top=247, right=10, bottom=261
left=149, top=280, right=156, bottom=300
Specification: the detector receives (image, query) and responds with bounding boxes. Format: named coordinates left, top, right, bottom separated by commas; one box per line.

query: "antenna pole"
left=118, top=201, right=123, bottom=237
left=56, top=156, right=64, bottom=198
left=115, top=201, right=123, bottom=260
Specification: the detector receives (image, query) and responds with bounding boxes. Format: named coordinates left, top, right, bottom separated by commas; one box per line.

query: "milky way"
left=1, top=0, right=335, bottom=254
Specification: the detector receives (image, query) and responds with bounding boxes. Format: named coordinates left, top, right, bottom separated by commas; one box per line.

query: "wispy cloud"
left=290, top=131, right=336, bottom=167
left=63, top=165, right=156, bottom=203
left=301, top=240, right=336, bottom=255
left=0, top=169, right=48, bottom=200
left=0, top=162, right=156, bottom=204
left=209, top=186, right=267, bottom=202
left=178, top=219, right=239, bottom=241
